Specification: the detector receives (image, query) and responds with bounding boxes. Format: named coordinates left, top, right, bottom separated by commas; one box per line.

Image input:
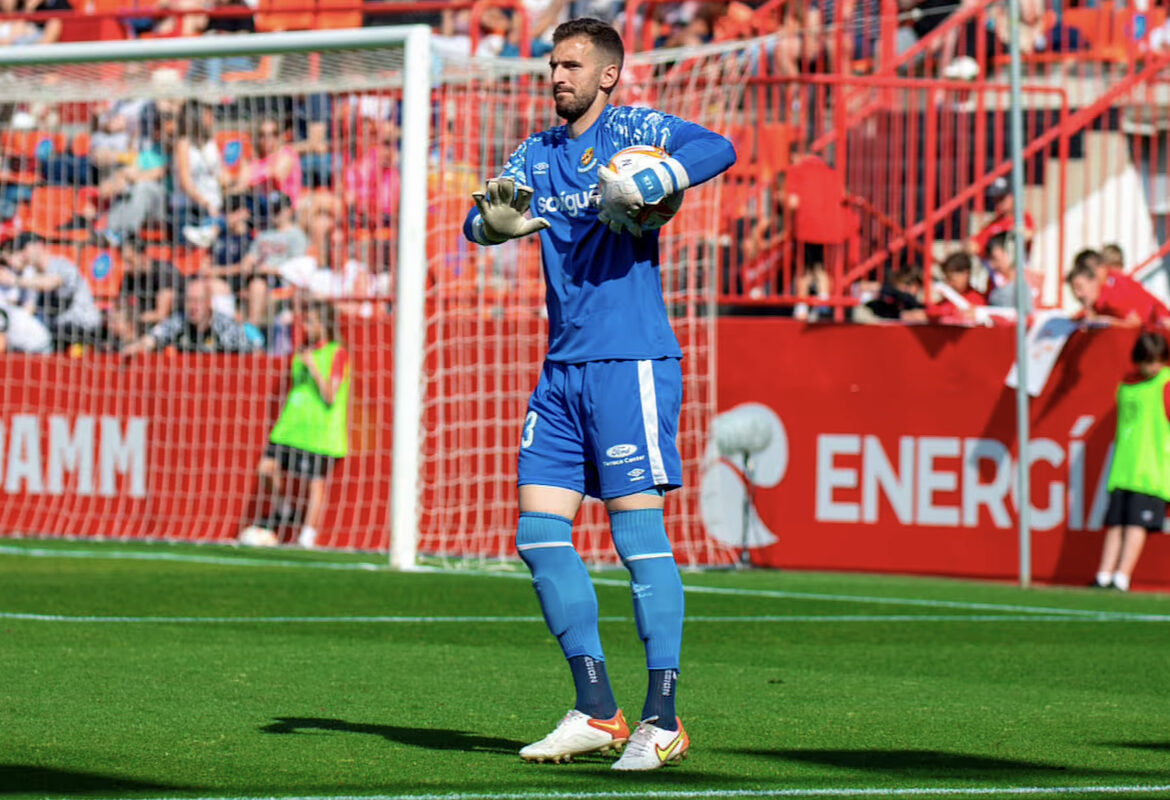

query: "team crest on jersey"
left=578, top=147, right=596, bottom=172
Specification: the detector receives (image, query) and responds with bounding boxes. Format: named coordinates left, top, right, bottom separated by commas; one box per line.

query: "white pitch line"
left=4, top=542, right=1169, bottom=622
left=109, top=783, right=1170, bottom=800
left=0, top=612, right=1162, bottom=624
left=0, top=544, right=389, bottom=572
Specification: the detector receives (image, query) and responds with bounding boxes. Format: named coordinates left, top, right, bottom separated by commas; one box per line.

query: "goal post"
left=0, top=28, right=430, bottom=560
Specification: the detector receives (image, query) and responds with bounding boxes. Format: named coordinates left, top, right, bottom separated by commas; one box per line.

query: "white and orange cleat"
left=611, top=717, right=689, bottom=771
left=519, top=709, right=629, bottom=763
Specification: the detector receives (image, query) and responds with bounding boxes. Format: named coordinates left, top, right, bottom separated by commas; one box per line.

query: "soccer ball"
left=606, top=145, right=685, bottom=231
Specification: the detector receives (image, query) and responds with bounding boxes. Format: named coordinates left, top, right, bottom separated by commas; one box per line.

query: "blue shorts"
left=518, top=358, right=683, bottom=500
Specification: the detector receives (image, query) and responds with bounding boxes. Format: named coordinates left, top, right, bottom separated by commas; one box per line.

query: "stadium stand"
left=1, top=0, right=1169, bottom=332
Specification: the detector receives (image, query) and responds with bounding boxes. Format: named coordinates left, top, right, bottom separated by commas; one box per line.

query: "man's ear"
left=600, top=62, right=620, bottom=93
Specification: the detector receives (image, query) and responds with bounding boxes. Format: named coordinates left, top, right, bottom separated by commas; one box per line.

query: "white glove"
left=471, top=177, right=550, bottom=244
left=597, top=158, right=687, bottom=223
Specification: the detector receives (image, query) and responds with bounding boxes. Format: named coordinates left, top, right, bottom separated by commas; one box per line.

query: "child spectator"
left=1102, top=242, right=1125, bottom=271
left=237, top=192, right=306, bottom=328
left=199, top=205, right=255, bottom=318
left=929, top=252, right=987, bottom=324
left=1093, top=331, right=1170, bottom=592
left=857, top=265, right=925, bottom=322
left=1067, top=256, right=1170, bottom=327
left=985, top=232, right=1035, bottom=316
left=238, top=301, right=350, bottom=549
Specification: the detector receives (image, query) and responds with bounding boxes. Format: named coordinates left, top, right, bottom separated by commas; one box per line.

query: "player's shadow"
left=1100, top=741, right=1170, bottom=752
left=260, top=716, right=526, bottom=755
left=727, top=748, right=1155, bottom=779
left=0, top=764, right=190, bottom=795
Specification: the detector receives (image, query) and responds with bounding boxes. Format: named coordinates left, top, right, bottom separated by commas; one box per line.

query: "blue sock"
left=610, top=508, right=684, bottom=728
left=642, top=668, right=679, bottom=730
left=516, top=510, right=607, bottom=671
left=568, top=655, right=618, bottom=719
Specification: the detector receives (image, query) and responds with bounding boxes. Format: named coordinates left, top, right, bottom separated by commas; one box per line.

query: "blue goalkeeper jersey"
left=463, top=104, right=736, bottom=363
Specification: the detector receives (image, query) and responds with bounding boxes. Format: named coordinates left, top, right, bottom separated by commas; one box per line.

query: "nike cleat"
left=611, top=717, right=689, bottom=771
left=519, top=709, right=629, bottom=763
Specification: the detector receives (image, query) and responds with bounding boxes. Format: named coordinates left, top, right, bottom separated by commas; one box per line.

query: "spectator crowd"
left=0, top=88, right=396, bottom=355
left=0, top=2, right=1166, bottom=357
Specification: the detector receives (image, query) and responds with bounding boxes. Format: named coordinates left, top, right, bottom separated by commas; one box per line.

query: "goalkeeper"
left=238, top=301, right=349, bottom=550
left=462, top=17, right=735, bottom=772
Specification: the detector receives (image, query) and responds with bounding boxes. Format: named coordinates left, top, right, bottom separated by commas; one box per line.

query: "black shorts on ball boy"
left=1104, top=489, right=1167, bottom=532
left=265, top=443, right=336, bottom=480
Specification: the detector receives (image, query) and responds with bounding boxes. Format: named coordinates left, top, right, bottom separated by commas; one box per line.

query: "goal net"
left=0, top=29, right=757, bottom=568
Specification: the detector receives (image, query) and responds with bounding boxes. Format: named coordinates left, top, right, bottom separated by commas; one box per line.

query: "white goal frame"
left=0, top=27, right=432, bottom=569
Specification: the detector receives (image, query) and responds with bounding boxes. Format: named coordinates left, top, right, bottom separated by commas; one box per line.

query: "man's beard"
left=554, top=86, right=597, bottom=122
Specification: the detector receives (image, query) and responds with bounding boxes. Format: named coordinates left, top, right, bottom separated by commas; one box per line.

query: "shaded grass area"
left=1, top=539, right=1169, bottom=799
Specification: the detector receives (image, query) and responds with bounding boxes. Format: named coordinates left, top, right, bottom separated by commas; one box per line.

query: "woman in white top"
left=173, top=100, right=224, bottom=230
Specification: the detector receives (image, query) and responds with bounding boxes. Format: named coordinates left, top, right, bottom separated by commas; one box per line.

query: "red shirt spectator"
left=1093, top=270, right=1170, bottom=325
left=929, top=252, right=987, bottom=324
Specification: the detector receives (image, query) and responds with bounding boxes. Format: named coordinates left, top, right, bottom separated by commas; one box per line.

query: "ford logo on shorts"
left=606, top=443, right=638, bottom=459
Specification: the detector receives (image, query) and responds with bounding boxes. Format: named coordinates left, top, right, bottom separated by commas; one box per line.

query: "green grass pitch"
left=2, top=538, right=1169, bottom=800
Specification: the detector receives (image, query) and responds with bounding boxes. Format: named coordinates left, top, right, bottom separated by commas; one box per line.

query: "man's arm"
left=124, top=314, right=181, bottom=357
left=17, top=272, right=64, bottom=293
left=300, top=346, right=348, bottom=405
left=598, top=109, right=737, bottom=225
left=216, top=316, right=260, bottom=354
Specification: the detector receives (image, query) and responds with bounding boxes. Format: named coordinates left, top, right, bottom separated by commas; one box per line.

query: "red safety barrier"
left=5, top=317, right=1168, bottom=589
left=715, top=319, right=1170, bottom=590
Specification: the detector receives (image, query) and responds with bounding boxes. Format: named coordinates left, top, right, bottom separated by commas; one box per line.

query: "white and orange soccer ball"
left=605, top=145, right=685, bottom=231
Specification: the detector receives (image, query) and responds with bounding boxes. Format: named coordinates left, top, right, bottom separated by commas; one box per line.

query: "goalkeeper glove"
left=597, top=158, right=689, bottom=221
left=597, top=204, right=642, bottom=238
left=471, top=177, right=551, bottom=244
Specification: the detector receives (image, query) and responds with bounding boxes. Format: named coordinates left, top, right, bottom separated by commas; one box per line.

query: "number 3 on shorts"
left=521, top=411, right=538, bottom=449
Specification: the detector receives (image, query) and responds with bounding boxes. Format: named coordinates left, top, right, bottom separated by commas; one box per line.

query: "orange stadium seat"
left=79, top=246, right=125, bottom=300
left=316, top=0, right=361, bottom=30
left=25, top=186, right=81, bottom=238
left=71, top=131, right=91, bottom=159
left=147, top=245, right=206, bottom=277
left=256, top=0, right=315, bottom=33
left=2, top=130, right=66, bottom=184
left=216, top=130, right=255, bottom=178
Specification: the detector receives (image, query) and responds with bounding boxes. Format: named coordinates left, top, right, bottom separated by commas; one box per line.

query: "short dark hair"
left=305, top=299, right=343, bottom=345
left=1132, top=331, right=1169, bottom=365
left=942, top=252, right=972, bottom=274
left=1102, top=243, right=1124, bottom=265
left=1067, top=262, right=1097, bottom=284
left=553, top=18, right=625, bottom=73
left=888, top=265, right=922, bottom=288
left=1073, top=248, right=1102, bottom=272
left=11, top=231, right=45, bottom=252
left=986, top=232, right=1013, bottom=255
left=1067, top=251, right=1100, bottom=285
